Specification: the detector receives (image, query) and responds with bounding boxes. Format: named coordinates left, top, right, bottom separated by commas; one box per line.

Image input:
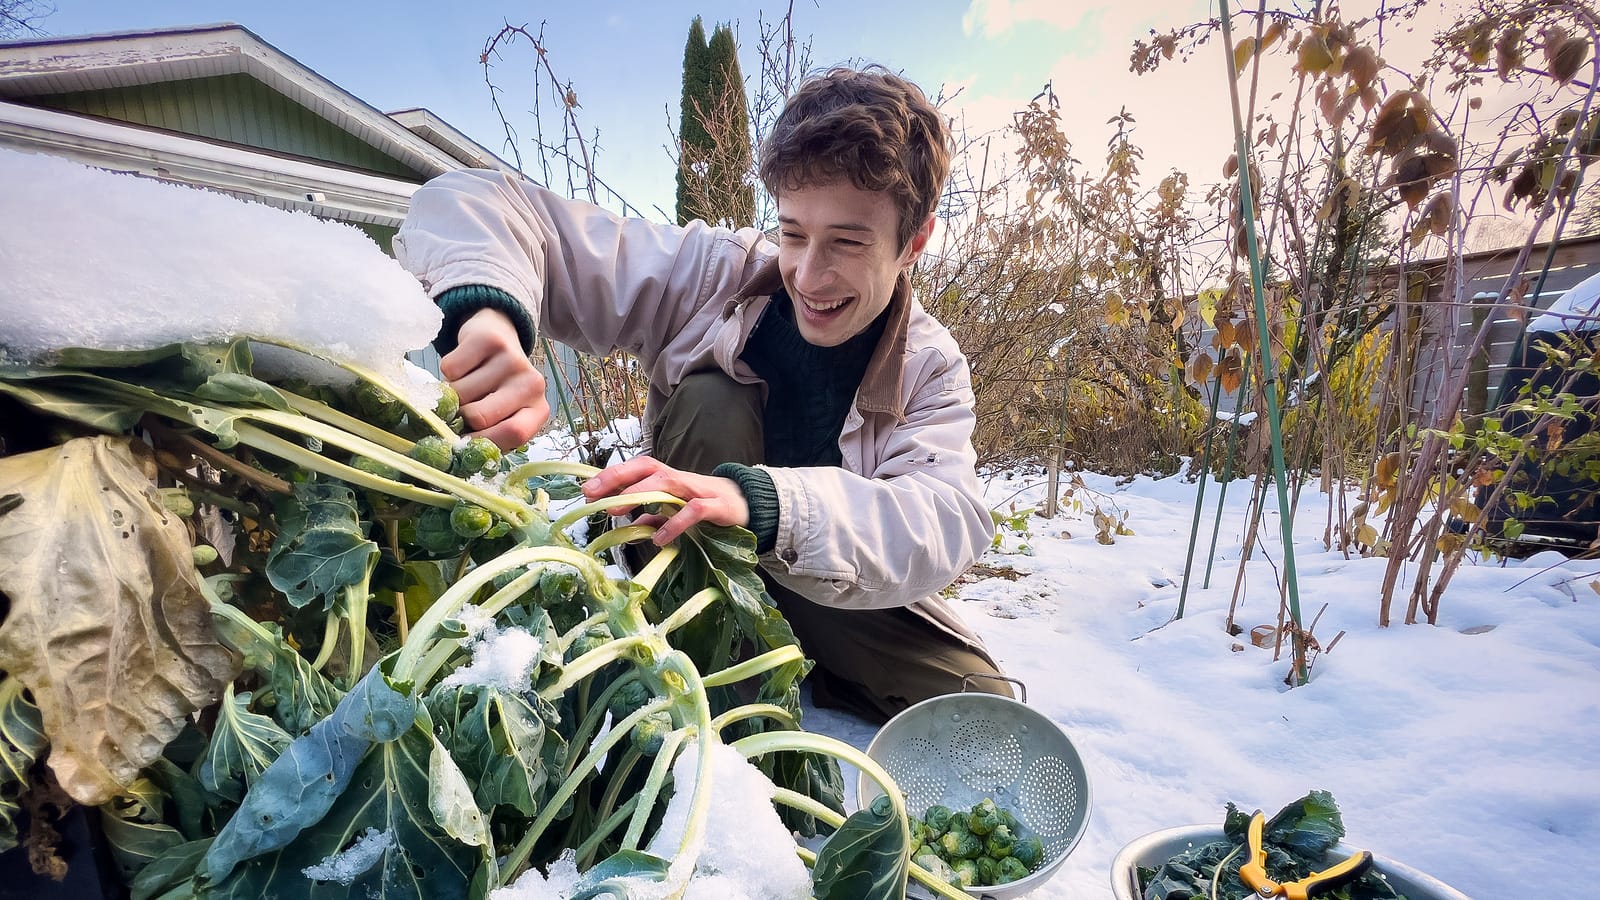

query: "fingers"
left=580, top=460, right=750, bottom=545
left=582, top=456, right=670, bottom=501
left=475, top=400, right=549, bottom=451
left=459, top=364, right=547, bottom=433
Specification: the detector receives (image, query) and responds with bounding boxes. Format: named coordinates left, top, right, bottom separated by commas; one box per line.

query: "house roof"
left=0, top=22, right=507, bottom=180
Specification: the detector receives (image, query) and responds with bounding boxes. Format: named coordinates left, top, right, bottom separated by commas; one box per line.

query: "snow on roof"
left=0, top=147, right=441, bottom=402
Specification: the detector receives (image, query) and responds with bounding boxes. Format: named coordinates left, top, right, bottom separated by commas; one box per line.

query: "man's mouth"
left=800, top=294, right=853, bottom=314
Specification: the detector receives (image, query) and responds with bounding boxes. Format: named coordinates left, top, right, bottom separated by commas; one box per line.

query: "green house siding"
left=28, top=73, right=426, bottom=180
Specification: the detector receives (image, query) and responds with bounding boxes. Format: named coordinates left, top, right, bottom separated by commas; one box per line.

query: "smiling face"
left=776, top=180, right=935, bottom=347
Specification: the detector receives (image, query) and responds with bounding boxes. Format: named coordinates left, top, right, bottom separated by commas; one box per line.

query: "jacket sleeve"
left=393, top=169, right=764, bottom=368
left=759, top=350, right=995, bottom=610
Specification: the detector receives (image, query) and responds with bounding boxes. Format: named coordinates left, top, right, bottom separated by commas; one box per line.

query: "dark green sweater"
left=433, top=285, right=885, bottom=554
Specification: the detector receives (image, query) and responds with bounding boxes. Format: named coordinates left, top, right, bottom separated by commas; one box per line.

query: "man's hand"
left=582, top=456, right=749, bottom=547
left=441, top=308, right=548, bottom=450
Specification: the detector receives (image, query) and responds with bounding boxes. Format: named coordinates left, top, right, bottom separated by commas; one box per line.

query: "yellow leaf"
left=1233, top=37, right=1255, bottom=74
left=1356, top=522, right=1380, bottom=546
left=1589, top=580, right=1599, bottom=596
left=1450, top=497, right=1482, bottom=522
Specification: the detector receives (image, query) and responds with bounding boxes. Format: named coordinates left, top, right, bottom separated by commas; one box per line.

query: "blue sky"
left=35, top=1, right=1228, bottom=217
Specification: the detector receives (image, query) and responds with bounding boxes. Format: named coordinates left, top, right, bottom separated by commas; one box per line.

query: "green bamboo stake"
left=1219, top=0, right=1308, bottom=685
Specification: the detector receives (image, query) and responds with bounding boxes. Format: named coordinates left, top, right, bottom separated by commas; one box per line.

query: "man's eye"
left=837, top=238, right=863, bottom=247
left=780, top=232, right=802, bottom=241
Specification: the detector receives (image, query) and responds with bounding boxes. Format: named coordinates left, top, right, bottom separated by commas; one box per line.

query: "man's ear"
left=901, top=215, right=936, bottom=267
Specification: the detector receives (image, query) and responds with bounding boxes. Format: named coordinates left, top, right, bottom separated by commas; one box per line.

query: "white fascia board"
left=0, top=100, right=418, bottom=225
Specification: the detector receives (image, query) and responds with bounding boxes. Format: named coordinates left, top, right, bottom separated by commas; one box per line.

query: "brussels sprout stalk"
left=275, top=385, right=415, bottom=455
left=702, top=645, right=806, bottom=688
left=550, top=491, right=686, bottom=534
left=499, top=695, right=674, bottom=880
left=622, top=727, right=690, bottom=850
left=709, top=703, right=798, bottom=734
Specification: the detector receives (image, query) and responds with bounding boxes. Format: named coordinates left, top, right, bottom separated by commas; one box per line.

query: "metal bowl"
left=857, top=688, right=1090, bottom=899
left=1109, top=825, right=1472, bottom=900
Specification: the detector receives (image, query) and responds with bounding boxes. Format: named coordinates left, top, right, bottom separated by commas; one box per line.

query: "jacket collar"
left=734, top=259, right=910, bottom=421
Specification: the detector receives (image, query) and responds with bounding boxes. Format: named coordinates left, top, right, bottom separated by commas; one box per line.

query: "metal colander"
left=856, top=678, right=1091, bottom=899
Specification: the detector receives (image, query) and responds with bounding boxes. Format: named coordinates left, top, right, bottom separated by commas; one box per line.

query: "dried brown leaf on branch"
left=1496, top=26, right=1526, bottom=78
left=1543, top=26, right=1590, bottom=84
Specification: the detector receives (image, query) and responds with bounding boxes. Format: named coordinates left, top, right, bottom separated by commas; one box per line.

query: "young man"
left=395, top=66, right=1011, bottom=722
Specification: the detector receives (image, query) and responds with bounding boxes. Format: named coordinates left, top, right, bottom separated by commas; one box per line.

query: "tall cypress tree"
left=675, top=17, right=712, bottom=226
left=706, top=23, right=755, bottom=228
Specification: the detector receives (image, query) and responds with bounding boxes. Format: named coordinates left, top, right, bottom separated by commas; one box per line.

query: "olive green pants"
left=651, top=370, right=1012, bottom=723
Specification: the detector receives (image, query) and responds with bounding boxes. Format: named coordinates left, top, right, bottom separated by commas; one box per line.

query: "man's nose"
left=793, top=245, right=833, bottom=290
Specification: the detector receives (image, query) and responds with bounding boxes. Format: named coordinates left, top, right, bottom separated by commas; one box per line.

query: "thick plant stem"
left=232, top=422, right=455, bottom=508
left=657, top=588, right=723, bottom=637
left=506, top=460, right=601, bottom=483
left=623, top=728, right=689, bottom=850
left=394, top=544, right=612, bottom=682
left=710, top=703, right=797, bottom=734
left=702, top=645, right=805, bottom=688
left=586, top=524, right=657, bottom=560
left=551, top=491, right=686, bottom=533
left=576, top=796, right=641, bottom=870
left=243, top=409, right=526, bottom=523
left=499, top=696, right=674, bottom=881
left=276, top=387, right=415, bottom=455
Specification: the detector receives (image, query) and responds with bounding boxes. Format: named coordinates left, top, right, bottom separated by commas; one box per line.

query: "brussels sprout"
left=450, top=502, right=493, bottom=539
left=451, top=436, right=501, bottom=478
left=1011, top=833, right=1044, bottom=870
left=434, top=382, right=460, bottom=422
left=998, top=808, right=1021, bottom=834
left=607, top=679, right=653, bottom=720
left=540, top=566, right=582, bottom=605
left=565, top=623, right=611, bottom=661
left=907, top=816, right=929, bottom=847
left=983, top=823, right=1015, bottom=858
left=996, top=855, right=1030, bottom=883
left=951, top=858, right=979, bottom=887
left=913, top=853, right=953, bottom=885
left=975, top=856, right=1000, bottom=887
left=158, top=487, right=194, bottom=518
left=967, top=798, right=1002, bottom=836
left=415, top=505, right=462, bottom=555
left=353, top=380, right=406, bottom=429
left=923, top=804, right=954, bottom=835
left=939, top=826, right=982, bottom=860
left=192, top=544, right=218, bottom=566
left=350, top=455, right=402, bottom=482
left=630, top=709, right=674, bottom=755
left=409, top=435, right=454, bottom=472
left=869, top=794, right=894, bottom=818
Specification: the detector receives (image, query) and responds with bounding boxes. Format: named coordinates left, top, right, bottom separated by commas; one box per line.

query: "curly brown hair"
left=758, top=66, right=951, bottom=251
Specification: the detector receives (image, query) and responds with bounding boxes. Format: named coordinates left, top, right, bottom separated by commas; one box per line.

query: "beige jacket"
left=395, top=170, right=995, bottom=648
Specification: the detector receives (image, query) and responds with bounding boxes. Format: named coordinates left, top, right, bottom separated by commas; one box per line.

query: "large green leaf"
left=0, top=436, right=237, bottom=806
left=100, top=776, right=187, bottom=883
left=810, top=795, right=908, bottom=900
left=129, top=838, right=211, bottom=900
left=266, top=482, right=378, bottom=610
left=197, top=686, right=293, bottom=803
left=207, top=597, right=343, bottom=736
left=428, top=682, right=558, bottom=819
left=201, top=716, right=478, bottom=900
left=569, top=849, right=673, bottom=899
left=0, top=676, right=46, bottom=852
left=202, top=663, right=417, bottom=883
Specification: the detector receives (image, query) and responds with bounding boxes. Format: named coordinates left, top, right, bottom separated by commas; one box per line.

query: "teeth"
left=807, top=297, right=849, bottom=311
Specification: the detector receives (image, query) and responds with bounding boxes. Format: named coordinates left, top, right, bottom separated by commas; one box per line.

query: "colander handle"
left=959, top=672, right=1027, bottom=703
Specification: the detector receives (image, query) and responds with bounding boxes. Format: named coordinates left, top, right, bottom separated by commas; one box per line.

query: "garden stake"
left=1219, top=0, right=1308, bottom=685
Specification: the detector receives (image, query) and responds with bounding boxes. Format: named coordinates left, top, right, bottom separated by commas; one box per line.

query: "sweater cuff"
left=712, top=462, right=779, bottom=554
left=433, top=285, right=536, bottom=356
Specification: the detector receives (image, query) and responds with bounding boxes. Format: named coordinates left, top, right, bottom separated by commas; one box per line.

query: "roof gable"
left=0, top=23, right=468, bottom=181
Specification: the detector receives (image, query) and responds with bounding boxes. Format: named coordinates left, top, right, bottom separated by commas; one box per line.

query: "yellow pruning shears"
left=1238, top=810, right=1374, bottom=900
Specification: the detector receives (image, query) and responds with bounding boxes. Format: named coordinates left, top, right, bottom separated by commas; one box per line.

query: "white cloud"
left=962, top=0, right=1098, bottom=38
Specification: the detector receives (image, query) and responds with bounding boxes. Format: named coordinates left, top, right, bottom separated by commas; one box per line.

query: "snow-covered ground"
left=807, top=467, right=1599, bottom=899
